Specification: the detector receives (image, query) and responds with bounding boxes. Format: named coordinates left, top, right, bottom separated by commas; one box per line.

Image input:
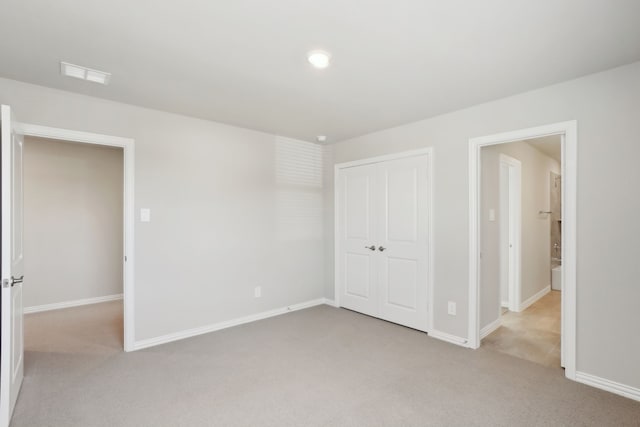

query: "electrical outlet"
left=254, top=286, right=261, bottom=298
left=448, top=301, right=456, bottom=316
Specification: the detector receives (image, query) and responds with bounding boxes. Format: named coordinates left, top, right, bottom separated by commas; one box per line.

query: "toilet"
left=551, top=265, right=562, bottom=291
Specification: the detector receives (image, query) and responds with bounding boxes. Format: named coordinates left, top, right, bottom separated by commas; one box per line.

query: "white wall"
left=480, top=141, right=560, bottom=329
left=4, top=60, right=640, bottom=391
left=24, top=137, right=123, bottom=308
left=328, top=60, right=640, bottom=390
left=0, top=78, right=327, bottom=342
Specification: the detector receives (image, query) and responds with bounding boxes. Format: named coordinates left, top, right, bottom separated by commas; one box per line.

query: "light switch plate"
left=489, top=209, right=496, bottom=222
left=140, top=208, right=151, bottom=222
left=448, top=301, right=457, bottom=316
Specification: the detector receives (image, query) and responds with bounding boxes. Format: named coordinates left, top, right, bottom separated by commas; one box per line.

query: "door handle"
left=378, top=246, right=386, bottom=252
left=2, top=276, right=23, bottom=288
left=365, top=245, right=376, bottom=251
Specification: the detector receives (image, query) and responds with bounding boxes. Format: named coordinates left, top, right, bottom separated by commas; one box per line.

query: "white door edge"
left=498, top=154, right=522, bottom=313
left=0, top=104, right=25, bottom=427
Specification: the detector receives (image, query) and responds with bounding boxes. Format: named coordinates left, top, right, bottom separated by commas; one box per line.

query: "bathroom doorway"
left=479, top=135, right=563, bottom=368
left=468, top=121, right=578, bottom=380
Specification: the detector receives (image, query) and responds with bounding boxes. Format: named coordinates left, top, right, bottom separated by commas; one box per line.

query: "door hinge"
left=124, top=256, right=128, bottom=262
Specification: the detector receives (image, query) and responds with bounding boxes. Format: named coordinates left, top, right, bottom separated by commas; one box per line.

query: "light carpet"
left=13, top=301, right=640, bottom=426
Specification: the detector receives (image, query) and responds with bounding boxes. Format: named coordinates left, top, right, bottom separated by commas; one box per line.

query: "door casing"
left=14, top=123, right=136, bottom=352
left=468, top=121, right=577, bottom=380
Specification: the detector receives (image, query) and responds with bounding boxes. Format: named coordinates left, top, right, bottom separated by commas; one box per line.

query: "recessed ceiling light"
left=307, top=51, right=331, bottom=69
left=316, top=135, right=327, bottom=143
left=60, top=62, right=111, bottom=85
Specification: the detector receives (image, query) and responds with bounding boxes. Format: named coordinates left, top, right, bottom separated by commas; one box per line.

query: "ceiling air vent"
left=60, top=62, right=111, bottom=85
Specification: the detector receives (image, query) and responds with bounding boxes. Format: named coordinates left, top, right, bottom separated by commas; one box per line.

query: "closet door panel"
left=386, top=167, right=418, bottom=242
left=377, top=155, right=429, bottom=331
left=386, top=257, right=418, bottom=310
left=337, top=164, right=378, bottom=316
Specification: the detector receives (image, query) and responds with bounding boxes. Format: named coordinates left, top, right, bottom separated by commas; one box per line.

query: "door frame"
left=334, top=147, right=434, bottom=332
left=468, top=121, right=577, bottom=380
left=15, top=123, right=136, bottom=352
left=498, top=153, right=522, bottom=313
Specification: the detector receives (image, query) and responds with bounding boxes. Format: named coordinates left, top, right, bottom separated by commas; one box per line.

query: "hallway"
left=483, top=291, right=561, bottom=368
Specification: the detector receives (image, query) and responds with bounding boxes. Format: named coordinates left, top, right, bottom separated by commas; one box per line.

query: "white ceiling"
left=1, top=1, right=640, bottom=143
left=525, top=135, right=562, bottom=162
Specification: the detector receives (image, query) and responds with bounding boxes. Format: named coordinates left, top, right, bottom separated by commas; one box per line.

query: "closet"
left=335, top=150, right=431, bottom=332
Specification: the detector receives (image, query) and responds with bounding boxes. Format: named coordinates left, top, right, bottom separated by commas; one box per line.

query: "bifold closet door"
left=376, top=155, right=429, bottom=331
left=337, top=163, right=378, bottom=317
left=337, top=153, right=430, bottom=332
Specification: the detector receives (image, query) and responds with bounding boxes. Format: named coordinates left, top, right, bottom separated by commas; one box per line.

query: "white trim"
left=498, top=153, right=522, bottom=313
left=14, top=124, right=132, bottom=148
left=517, top=285, right=551, bottom=312
left=133, top=298, right=327, bottom=351
left=17, top=123, right=136, bottom=352
left=480, top=317, right=502, bottom=339
left=468, top=120, right=577, bottom=381
left=427, top=149, right=435, bottom=335
left=323, top=298, right=339, bottom=307
left=24, top=294, right=123, bottom=314
left=333, top=165, right=341, bottom=309
left=334, top=147, right=434, bottom=333
left=575, top=371, right=640, bottom=402
left=334, top=148, right=434, bottom=170
left=561, top=127, right=578, bottom=376
left=428, top=329, right=469, bottom=347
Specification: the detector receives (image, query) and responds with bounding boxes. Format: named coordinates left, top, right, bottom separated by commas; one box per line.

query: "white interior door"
left=0, top=104, right=25, bottom=427
left=337, top=151, right=431, bottom=332
left=337, top=163, right=378, bottom=317
left=499, top=154, right=521, bottom=313
left=499, top=161, right=509, bottom=307
left=377, top=155, right=429, bottom=331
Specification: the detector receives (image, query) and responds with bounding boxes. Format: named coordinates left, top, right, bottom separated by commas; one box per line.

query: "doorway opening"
left=2, top=110, right=135, bottom=425
left=23, top=136, right=125, bottom=354
left=468, top=121, right=577, bottom=380
left=479, top=136, right=562, bottom=368
left=16, top=123, right=136, bottom=352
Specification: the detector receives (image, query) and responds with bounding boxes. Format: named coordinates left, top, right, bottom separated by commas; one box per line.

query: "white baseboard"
left=24, top=294, right=123, bottom=314
left=323, top=298, right=338, bottom=307
left=518, top=285, right=551, bottom=312
left=480, top=317, right=502, bottom=339
left=575, top=371, right=640, bottom=402
left=133, top=298, right=327, bottom=351
left=428, top=329, right=469, bottom=347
